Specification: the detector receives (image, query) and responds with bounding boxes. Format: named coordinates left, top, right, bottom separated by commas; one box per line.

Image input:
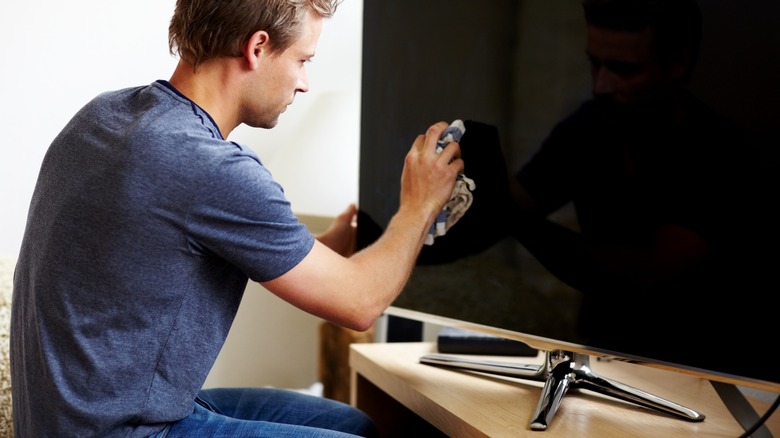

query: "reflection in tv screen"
left=358, top=0, right=780, bottom=388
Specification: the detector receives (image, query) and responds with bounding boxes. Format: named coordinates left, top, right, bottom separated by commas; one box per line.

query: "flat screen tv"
left=357, top=0, right=780, bottom=431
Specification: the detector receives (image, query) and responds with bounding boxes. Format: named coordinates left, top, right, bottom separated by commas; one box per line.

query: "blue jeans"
left=148, top=387, right=378, bottom=437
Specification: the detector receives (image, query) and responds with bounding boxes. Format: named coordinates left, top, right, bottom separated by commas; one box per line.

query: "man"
left=10, top=0, right=463, bottom=436
left=510, top=0, right=776, bottom=371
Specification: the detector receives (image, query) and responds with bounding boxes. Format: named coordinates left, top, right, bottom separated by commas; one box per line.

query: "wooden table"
left=350, top=342, right=780, bottom=437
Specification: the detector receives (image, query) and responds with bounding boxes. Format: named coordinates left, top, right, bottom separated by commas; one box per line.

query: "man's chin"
left=247, top=118, right=280, bottom=130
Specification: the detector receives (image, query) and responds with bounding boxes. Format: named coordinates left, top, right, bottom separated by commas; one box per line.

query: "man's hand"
left=316, top=203, right=358, bottom=257
left=399, top=122, right=464, bottom=225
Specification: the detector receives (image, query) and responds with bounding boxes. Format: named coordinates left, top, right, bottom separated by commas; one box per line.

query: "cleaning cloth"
left=425, top=119, right=476, bottom=245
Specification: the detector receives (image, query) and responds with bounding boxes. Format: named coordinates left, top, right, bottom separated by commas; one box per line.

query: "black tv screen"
left=357, top=0, right=780, bottom=395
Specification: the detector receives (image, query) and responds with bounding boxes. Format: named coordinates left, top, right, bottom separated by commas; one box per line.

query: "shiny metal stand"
left=420, top=349, right=705, bottom=431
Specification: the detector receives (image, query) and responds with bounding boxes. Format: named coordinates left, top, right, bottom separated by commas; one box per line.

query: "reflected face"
left=586, top=25, right=682, bottom=110
left=245, top=9, right=323, bottom=129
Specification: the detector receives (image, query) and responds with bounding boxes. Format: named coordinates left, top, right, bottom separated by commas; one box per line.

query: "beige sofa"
left=1, top=256, right=15, bottom=438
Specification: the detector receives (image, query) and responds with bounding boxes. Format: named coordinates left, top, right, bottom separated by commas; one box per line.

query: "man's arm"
left=261, top=122, right=463, bottom=331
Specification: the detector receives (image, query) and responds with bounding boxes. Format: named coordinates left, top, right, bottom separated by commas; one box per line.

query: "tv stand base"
left=420, top=349, right=706, bottom=430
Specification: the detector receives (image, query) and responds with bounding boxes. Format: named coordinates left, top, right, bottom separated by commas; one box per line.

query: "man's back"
left=11, top=82, right=312, bottom=436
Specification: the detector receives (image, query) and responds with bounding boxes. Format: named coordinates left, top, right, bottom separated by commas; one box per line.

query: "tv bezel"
left=357, top=0, right=780, bottom=405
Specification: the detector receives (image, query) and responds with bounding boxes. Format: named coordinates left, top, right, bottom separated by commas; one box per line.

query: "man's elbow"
left=335, top=301, right=386, bottom=332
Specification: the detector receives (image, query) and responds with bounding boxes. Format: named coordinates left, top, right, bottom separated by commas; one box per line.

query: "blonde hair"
left=169, top=0, right=341, bottom=68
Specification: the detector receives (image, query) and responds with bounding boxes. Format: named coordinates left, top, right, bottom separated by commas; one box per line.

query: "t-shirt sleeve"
left=185, top=149, right=315, bottom=283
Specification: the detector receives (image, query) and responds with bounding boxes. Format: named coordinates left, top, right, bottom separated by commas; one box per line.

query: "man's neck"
left=168, top=58, right=242, bottom=137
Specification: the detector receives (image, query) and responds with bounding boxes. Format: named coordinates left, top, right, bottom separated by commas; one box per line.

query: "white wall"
left=0, top=0, right=362, bottom=258
left=0, top=1, right=364, bottom=389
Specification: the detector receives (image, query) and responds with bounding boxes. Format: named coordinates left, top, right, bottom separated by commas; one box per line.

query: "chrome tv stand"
left=420, top=349, right=705, bottom=431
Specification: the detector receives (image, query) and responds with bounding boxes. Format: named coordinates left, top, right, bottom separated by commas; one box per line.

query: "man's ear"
left=245, top=30, right=270, bottom=70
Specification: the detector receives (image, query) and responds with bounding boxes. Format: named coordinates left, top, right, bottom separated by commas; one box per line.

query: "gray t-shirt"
left=11, top=81, right=315, bottom=437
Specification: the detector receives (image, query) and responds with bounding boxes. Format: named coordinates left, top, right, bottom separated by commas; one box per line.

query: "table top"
left=350, top=342, right=780, bottom=437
